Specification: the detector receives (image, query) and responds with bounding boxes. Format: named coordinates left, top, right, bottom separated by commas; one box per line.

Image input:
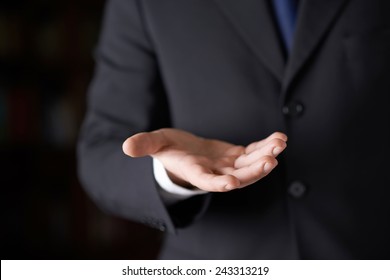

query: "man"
left=78, top=0, right=390, bottom=259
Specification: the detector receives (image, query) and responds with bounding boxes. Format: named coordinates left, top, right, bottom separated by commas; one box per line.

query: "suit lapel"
left=213, top=0, right=285, bottom=82
left=283, top=0, right=349, bottom=91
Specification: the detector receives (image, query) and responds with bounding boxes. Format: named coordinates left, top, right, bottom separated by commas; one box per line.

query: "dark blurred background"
left=0, top=0, right=162, bottom=259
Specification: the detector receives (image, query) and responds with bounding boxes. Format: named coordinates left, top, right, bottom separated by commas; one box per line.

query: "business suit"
left=78, top=0, right=390, bottom=259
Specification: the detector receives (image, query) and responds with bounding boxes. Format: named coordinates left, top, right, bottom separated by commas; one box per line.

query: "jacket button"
left=288, top=181, right=307, bottom=198
left=282, top=101, right=304, bottom=117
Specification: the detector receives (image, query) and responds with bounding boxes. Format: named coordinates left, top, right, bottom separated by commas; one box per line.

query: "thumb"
left=122, top=131, right=170, bottom=157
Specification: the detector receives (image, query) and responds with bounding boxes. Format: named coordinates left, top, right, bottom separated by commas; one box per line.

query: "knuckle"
left=262, top=155, right=276, bottom=163
left=269, top=138, right=282, bottom=146
left=270, top=138, right=287, bottom=149
left=270, top=132, right=287, bottom=140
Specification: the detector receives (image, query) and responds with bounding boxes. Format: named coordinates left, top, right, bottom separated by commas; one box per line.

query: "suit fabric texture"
left=78, top=0, right=390, bottom=259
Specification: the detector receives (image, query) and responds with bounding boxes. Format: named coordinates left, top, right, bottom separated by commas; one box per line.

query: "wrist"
left=153, top=158, right=207, bottom=195
left=166, top=170, right=200, bottom=191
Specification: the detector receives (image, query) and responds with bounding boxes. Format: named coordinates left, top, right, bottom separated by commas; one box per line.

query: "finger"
left=245, top=132, right=288, bottom=154
left=232, top=156, right=278, bottom=188
left=224, top=145, right=246, bottom=157
left=235, top=138, right=286, bottom=168
left=245, top=132, right=287, bottom=154
left=184, top=164, right=240, bottom=192
left=122, top=130, right=171, bottom=157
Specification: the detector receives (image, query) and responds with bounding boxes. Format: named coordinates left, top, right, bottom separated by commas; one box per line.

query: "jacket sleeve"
left=77, top=0, right=210, bottom=233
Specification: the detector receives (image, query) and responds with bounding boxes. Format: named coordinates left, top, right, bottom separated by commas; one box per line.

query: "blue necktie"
left=272, top=0, right=298, bottom=52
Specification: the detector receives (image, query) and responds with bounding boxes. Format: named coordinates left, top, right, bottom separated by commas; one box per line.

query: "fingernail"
left=272, top=147, right=284, bottom=157
left=225, top=184, right=234, bottom=191
left=264, top=162, right=273, bottom=173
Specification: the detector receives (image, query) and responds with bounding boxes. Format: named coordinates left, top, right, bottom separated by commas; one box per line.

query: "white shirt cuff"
left=153, top=158, right=207, bottom=203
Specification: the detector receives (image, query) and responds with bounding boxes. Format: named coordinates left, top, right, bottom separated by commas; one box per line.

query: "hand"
left=122, top=128, right=287, bottom=192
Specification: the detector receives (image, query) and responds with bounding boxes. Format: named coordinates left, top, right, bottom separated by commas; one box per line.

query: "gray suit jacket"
left=78, top=0, right=390, bottom=259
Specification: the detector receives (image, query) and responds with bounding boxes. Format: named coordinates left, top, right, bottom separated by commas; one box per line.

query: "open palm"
left=123, top=128, right=287, bottom=192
